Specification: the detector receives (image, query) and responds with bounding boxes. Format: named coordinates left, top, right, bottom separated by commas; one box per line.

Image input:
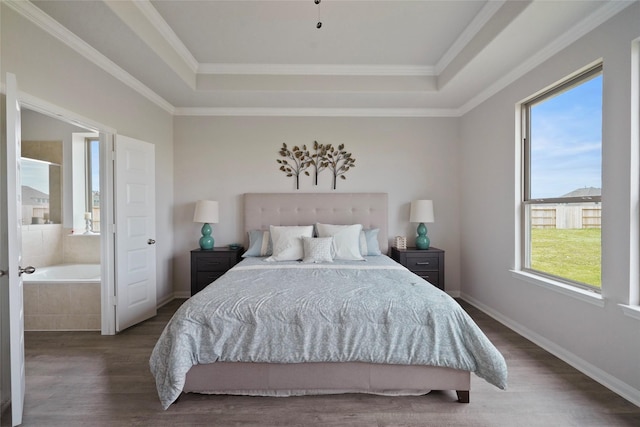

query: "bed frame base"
left=183, top=362, right=470, bottom=403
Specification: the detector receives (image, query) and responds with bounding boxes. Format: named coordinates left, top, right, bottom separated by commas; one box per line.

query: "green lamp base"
left=415, top=222, right=430, bottom=250
left=199, top=223, right=215, bottom=250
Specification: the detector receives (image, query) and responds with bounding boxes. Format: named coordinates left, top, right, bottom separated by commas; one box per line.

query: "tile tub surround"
left=63, top=230, right=100, bottom=264
left=24, top=282, right=101, bottom=331
left=21, top=226, right=100, bottom=268
left=21, top=224, right=64, bottom=268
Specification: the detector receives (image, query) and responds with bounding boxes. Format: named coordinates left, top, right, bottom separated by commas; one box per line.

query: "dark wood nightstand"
left=390, top=246, right=445, bottom=290
left=190, top=247, right=243, bottom=295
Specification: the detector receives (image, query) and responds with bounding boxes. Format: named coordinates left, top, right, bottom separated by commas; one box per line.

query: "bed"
left=150, top=193, right=507, bottom=409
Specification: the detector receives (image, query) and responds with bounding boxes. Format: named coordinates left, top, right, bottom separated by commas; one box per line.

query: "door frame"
left=17, top=92, right=118, bottom=335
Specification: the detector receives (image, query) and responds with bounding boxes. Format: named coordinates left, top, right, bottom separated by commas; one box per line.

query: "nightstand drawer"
left=196, top=256, right=233, bottom=272
left=191, top=247, right=244, bottom=296
left=390, top=246, right=445, bottom=291
left=196, top=271, right=224, bottom=286
left=415, top=272, right=440, bottom=287
left=405, top=254, right=440, bottom=271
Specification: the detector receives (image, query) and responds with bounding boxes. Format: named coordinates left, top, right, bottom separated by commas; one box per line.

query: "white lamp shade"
left=410, top=200, right=434, bottom=223
left=193, top=200, right=219, bottom=223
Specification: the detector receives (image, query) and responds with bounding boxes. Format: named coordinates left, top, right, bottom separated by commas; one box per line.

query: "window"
left=521, top=64, right=603, bottom=291
left=86, top=138, right=100, bottom=232
left=71, top=132, right=100, bottom=233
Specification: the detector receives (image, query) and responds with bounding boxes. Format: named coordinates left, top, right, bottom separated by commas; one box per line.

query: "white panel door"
left=5, top=73, right=26, bottom=426
left=115, top=135, right=156, bottom=331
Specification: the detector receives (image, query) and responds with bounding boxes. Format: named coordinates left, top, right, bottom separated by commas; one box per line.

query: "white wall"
left=459, top=4, right=640, bottom=404
left=172, top=116, right=461, bottom=295
left=1, top=4, right=175, bottom=304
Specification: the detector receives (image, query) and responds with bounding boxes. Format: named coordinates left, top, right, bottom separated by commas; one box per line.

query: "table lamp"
left=193, top=200, right=219, bottom=250
left=410, top=200, right=434, bottom=250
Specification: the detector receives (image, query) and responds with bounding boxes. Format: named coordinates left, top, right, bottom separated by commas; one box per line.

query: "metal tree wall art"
left=308, top=141, right=329, bottom=186
left=277, top=143, right=310, bottom=190
left=276, top=141, right=356, bottom=190
left=325, top=144, right=356, bottom=190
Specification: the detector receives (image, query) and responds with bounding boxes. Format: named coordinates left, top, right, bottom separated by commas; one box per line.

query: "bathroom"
left=21, top=109, right=102, bottom=331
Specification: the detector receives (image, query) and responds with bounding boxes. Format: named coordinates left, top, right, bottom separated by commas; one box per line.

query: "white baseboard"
left=461, top=293, right=640, bottom=408
left=156, top=292, right=190, bottom=309
left=156, top=293, right=175, bottom=309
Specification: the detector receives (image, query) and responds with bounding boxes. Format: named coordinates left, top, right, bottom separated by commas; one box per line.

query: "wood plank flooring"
left=4, top=299, right=640, bottom=426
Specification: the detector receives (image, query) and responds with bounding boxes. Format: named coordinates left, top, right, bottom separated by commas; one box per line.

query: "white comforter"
left=150, top=256, right=508, bottom=409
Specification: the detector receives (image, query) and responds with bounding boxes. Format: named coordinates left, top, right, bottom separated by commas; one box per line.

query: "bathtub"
left=23, top=263, right=100, bottom=283
left=24, top=264, right=101, bottom=331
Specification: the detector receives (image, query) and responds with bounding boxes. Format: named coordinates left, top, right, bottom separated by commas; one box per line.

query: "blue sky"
left=21, top=158, right=51, bottom=194
left=530, top=74, right=602, bottom=199
left=90, top=139, right=100, bottom=192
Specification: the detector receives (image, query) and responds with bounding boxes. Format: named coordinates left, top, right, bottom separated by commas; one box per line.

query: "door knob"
left=18, top=266, right=36, bottom=276
left=147, top=239, right=156, bottom=245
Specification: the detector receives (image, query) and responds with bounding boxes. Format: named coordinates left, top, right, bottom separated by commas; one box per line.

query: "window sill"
left=510, top=270, right=605, bottom=307
left=619, top=304, right=640, bottom=321
left=69, top=232, right=100, bottom=237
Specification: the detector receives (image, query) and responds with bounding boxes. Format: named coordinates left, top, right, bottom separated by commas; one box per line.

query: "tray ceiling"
left=8, top=0, right=629, bottom=116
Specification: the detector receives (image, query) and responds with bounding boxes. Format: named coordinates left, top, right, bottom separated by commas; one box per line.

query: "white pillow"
left=316, top=223, right=364, bottom=261
left=302, top=236, right=334, bottom=263
left=265, top=225, right=314, bottom=261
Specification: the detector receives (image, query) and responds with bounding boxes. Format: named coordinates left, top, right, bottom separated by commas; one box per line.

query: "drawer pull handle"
left=416, top=261, right=430, bottom=265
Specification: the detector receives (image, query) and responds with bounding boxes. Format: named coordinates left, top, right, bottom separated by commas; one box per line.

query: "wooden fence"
left=531, top=205, right=601, bottom=229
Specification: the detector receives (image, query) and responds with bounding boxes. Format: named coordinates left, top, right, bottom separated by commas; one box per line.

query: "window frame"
left=520, top=63, right=603, bottom=292
left=85, top=137, right=100, bottom=233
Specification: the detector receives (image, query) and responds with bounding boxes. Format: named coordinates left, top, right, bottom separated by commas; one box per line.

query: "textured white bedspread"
left=150, top=256, right=507, bottom=409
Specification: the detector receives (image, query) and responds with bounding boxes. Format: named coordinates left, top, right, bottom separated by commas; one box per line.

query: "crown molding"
left=173, top=107, right=460, bottom=117
left=5, top=0, right=632, bottom=119
left=435, top=0, right=505, bottom=75
left=198, top=63, right=434, bottom=77
left=4, top=0, right=175, bottom=115
left=133, top=0, right=199, bottom=73
left=458, top=0, right=634, bottom=116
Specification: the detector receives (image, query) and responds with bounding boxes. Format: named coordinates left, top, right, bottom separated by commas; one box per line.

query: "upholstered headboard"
left=244, top=193, right=389, bottom=254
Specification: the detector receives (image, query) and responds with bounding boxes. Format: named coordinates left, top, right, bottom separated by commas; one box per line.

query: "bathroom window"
left=72, top=132, right=100, bottom=234
left=86, top=138, right=100, bottom=232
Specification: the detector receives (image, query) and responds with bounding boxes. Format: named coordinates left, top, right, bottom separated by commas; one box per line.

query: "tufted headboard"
left=243, top=193, right=389, bottom=254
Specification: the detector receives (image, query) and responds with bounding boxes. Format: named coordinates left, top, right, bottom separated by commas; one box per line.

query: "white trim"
left=133, top=0, right=199, bottom=73
left=435, top=1, right=505, bottom=75
left=198, top=63, right=434, bottom=77
left=631, top=37, right=640, bottom=306
left=100, top=133, right=116, bottom=336
left=619, top=304, right=640, bottom=321
left=458, top=0, right=634, bottom=115
left=19, top=92, right=116, bottom=134
left=157, top=293, right=176, bottom=309
left=5, top=0, right=634, bottom=118
left=174, top=291, right=191, bottom=299
left=461, top=294, right=640, bottom=408
left=173, top=107, right=460, bottom=118
left=511, top=270, right=605, bottom=307
left=4, top=0, right=175, bottom=115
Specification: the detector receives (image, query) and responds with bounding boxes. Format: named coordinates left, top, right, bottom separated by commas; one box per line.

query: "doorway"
left=20, top=109, right=102, bottom=332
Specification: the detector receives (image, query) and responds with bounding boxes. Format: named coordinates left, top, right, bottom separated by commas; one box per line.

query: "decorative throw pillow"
left=360, top=228, right=382, bottom=256
left=242, top=230, right=272, bottom=257
left=302, top=236, right=334, bottom=263
left=316, top=223, right=364, bottom=261
left=265, top=225, right=314, bottom=261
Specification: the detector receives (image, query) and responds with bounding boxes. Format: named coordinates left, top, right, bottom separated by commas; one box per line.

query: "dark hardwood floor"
left=5, top=299, right=640, bottom=426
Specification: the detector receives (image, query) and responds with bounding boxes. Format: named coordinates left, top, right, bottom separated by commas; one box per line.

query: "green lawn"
left=530, top=228, right=601, bottom=287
